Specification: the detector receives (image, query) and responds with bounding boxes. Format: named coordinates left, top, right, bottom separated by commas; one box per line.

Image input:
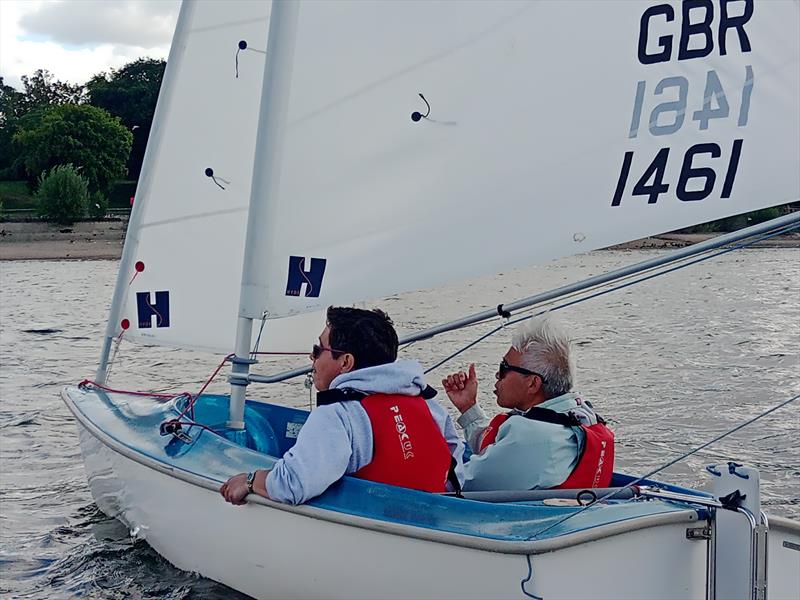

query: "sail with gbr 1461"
left=64, top=1, right=799, bottom=599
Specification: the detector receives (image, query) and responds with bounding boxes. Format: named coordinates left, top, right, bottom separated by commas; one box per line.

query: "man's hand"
left=221, top=470, right=270, bottom=506
left=442, top=363, right=478, bottom=414
left=220, top=473, right=250, bottom=505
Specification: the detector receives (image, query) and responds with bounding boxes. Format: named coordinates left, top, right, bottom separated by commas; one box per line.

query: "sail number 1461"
left=611, top=139, right=742, bottom=206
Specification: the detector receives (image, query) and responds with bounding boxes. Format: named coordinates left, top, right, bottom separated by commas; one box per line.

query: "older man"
left=222, top=306, right=464, bottom=505
left=442, top=314, right=614, bottom=491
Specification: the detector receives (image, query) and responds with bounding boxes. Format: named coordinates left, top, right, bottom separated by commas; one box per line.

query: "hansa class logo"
left=136, top=291, right=170, bottom=328
left=285, top=256, right=327, bottom=298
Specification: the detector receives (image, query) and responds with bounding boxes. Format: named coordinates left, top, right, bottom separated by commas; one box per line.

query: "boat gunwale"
left=769, top=515, right=800, bottom=534
left=62, top=386, right=706, bottom=554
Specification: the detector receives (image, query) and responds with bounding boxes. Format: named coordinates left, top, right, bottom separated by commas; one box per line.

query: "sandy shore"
left=0, top=219, right=797, bottom=261
left=0, top=220, right=127, bottom=261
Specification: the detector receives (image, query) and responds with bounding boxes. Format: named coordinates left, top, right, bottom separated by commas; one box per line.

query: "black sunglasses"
left=311, top=343, right=345, bottom=360
left=498, top=358, right=544, bottom=380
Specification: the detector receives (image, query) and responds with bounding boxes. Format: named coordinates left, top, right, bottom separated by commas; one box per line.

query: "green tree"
left=13, top=104, right=132, bottom=195
left=19, top=69, right=85, bottom=111
left=35, top=164, right=89, bottom=225
left=1, top=71, right=84, bottom=178
left=87, top=58, right=165, bottom=178
left=0, top=77, right=27, bottom=177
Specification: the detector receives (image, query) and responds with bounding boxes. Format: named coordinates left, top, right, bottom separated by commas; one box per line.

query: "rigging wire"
left=423, top=221, right=799, bottom=375
left=251, top=312, right=268, bottom=358
left=529, top=392, right=800, bottom=541
left=498, top=223, right=799, bottom=324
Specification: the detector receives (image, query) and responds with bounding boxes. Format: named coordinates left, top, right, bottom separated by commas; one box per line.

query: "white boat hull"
left=77, top=422, right=713, bottom=599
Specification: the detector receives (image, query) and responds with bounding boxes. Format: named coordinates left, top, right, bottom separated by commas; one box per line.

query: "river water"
left=1, top=249, right=798, bottom=598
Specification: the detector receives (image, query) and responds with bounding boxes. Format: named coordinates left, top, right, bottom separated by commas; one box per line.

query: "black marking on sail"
left=236, top=40, right=247, bottom=78
left=205, top=167, right=226, bottom=190
left=235, top=40, right=266, bottom=78
left=411, top=93, right=431, bottom=122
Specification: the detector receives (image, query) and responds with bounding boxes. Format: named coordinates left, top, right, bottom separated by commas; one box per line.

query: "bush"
left=87, top=191, right=109, bottom=219
left=35, top=164, right=88, bottom=224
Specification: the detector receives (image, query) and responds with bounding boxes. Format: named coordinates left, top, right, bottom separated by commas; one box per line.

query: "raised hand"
left=441, top=363, right=478, bottom=414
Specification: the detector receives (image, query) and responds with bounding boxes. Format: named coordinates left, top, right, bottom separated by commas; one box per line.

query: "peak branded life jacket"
left=478, top=407, right=615, bottom=489
left=316, top=388, right=457, bottom=493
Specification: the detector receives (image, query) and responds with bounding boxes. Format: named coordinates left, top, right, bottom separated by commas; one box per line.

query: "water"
left=1, top=250, right=798, bottom=598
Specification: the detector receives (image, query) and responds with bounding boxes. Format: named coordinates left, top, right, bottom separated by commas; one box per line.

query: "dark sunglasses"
left=311, top=343, right=345, bottom=360
left=498, top=358, right=544, bottom=380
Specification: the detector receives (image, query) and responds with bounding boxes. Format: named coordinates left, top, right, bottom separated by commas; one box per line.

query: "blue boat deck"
left=64, top=386, right=710, bottom=543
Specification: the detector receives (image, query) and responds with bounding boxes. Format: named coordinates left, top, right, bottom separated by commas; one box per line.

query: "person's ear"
left=340, top=353, right=355, bottom=374
left=528, top=374, right=543, bottom=394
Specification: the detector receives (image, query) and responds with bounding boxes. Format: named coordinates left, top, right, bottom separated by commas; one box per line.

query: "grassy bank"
left=0, top=181, right=34, bottom=209
left=0, top=179, right=136, bottom=220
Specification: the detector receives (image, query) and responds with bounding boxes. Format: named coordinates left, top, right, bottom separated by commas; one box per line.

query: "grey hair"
left=511, top=314, right=574, bottom=399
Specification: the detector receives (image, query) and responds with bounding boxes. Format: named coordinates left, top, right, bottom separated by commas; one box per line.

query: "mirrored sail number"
left=611, top=139, right=742, bottom=206
left=628, top=67, right=753, bottom=138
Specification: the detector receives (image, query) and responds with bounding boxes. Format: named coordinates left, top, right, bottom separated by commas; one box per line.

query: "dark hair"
left=326, top=306, right=398, bottom=370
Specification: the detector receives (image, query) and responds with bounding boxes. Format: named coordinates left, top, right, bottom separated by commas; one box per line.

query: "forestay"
left=112, top=0, right=799, bottom=356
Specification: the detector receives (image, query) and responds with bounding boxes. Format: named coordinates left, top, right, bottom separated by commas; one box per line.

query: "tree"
left=0, top=77, right=27, bottom=177
left=87, top=58, right=166, bottom=178
left=1, top=71, right=84, bottom=178
left=13, top=104, right=132, bottom=195
left=19, top=69, right=85, bottom=112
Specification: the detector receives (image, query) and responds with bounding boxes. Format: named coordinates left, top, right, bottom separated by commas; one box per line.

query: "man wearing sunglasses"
left=222, top=306, right=464, bottom=505
left=441, top=314, right=614, bottom=491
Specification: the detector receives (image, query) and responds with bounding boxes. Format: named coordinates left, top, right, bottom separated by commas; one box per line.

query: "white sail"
left=241, top=0, right=798, bottom=323
left=114, top=0, right=799, bottom=355
left=114, top=0, right=270, bottom=353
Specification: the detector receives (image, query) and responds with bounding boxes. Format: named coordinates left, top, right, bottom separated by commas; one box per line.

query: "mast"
left=96, top=0, right=196, bottom=384
left=228, top=0, right=301, bottom=428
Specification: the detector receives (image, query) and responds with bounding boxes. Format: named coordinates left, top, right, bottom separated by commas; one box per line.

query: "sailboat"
left=62, top=1, right=799, bottom=598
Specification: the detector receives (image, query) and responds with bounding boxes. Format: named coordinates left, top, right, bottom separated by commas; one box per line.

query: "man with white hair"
left=442, top=314, right=614, bottom=491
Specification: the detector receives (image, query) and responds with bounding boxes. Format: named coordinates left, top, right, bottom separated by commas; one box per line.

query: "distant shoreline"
left=0, top=219, right=798, bottom=261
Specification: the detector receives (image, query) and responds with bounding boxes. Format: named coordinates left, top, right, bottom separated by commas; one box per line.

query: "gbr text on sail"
left=611, top=0, right=753, bottom=207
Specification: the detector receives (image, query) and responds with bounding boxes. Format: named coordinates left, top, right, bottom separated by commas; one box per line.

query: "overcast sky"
left=1, top=0, right=180, bottom=90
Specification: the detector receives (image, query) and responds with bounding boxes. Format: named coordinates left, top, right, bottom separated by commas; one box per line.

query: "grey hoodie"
left=266, top=360, right=465, bottom=504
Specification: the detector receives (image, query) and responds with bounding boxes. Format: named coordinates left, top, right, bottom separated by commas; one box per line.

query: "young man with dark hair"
left=221, top=307, right=464, bottom=505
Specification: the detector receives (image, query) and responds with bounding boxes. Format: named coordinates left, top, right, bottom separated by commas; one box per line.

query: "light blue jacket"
left=266, top=360, right=465, bottom=504
left=457, top=392, right=599, bottom=491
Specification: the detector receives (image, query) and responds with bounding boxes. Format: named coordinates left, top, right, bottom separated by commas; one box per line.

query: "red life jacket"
left=353, top=393, right=453, bottom=493
left=478, top=408, right=615, bottom=489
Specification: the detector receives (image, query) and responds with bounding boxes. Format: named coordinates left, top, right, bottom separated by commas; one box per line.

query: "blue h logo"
left=136, top=291, right=170, bottom=328
left=285, top=256, right=327, bottom=297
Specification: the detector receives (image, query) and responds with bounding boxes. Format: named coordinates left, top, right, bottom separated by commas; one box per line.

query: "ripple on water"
left=1, top=252, right=798, bottom=598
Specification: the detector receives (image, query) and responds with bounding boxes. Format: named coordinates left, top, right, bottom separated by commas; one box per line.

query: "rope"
left=529, top=392, right=800, bottom=541
left=520, top=554, right=544, bottom=600
left=175, top=353, right=235, bottom=421
left=78, top=379, right=191, bottom=401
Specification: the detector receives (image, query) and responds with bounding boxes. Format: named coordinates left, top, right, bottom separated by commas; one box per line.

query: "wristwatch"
left=246, top=471, right=256, bottom=494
